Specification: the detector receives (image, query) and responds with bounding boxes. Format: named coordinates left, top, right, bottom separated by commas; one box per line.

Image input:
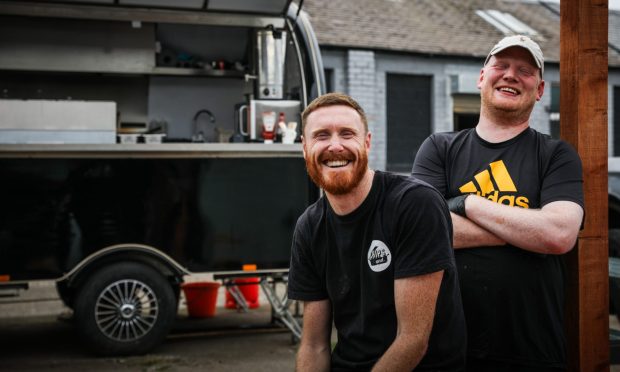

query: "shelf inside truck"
left=0, top=143, right=303, bottom=158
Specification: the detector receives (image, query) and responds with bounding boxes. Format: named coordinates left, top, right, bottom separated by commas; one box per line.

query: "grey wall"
left=347, top=50, right=380, bottom=168
left=148, top=77, right=250, bottom=140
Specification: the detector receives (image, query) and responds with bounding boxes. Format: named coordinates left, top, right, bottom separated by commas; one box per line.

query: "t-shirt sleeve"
left=392, top=184, right=455, bottom=279
left=287, top=214, right=328, bottom=301
left=412, top=135, right=448, bottom=195
left=540, top=141, right=584, bottom=209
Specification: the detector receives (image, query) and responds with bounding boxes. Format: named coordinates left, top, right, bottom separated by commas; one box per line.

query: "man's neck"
left=475, top=113, right=530, bottom=143
left=326, top=169, right=375, bottom=216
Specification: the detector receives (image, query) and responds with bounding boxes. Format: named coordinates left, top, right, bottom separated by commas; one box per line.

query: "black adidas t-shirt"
left=288, top=171, right=466, bottom=371
left=412, top=128, right=584, bottom=369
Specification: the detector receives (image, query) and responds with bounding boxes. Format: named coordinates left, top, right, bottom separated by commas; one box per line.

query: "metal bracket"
left=259, top=277, right=302, bottom=342
left=224, top=280, right=249, bottom=312
left=214, top=271, right=302, bottom=342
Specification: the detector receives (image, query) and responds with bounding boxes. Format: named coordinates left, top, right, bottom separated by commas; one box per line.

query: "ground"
left=0, top=280, right=618, bottom=371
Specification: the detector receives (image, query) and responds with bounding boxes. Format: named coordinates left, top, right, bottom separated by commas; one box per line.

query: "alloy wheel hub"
left=94, top=279, right=159, bottom=342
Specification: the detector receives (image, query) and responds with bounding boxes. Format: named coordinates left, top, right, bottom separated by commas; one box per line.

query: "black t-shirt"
left=412, top=128, right=584, bottom=368
left=288, top=171, right=466, bottom=371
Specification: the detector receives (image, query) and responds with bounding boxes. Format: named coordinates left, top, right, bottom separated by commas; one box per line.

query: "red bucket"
left=225, top=278, right=261, bottom=309
left=182, top=282, right=220, bottom=318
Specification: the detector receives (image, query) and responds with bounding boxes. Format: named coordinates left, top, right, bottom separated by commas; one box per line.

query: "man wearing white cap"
left=412, top=35, right=584, bottom=371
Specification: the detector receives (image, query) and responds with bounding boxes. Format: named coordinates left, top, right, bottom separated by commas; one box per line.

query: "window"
left=324, top=68, right=334, bottom=93
left=452, top=93, right=480, bottom=131
left=614, top=86, right=620, bottom=156
left=476, top=10, right=538, bottom=36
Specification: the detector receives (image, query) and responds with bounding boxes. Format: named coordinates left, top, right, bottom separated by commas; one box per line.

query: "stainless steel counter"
left=0, top=143, right=303, bottom=159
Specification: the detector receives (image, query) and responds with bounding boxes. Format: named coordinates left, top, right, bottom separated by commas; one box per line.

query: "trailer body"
left=0, top=0, right=324, bottom=355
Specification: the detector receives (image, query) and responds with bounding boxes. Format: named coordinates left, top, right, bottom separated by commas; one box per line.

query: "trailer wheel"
left=74, top=262, right=177, bottom=356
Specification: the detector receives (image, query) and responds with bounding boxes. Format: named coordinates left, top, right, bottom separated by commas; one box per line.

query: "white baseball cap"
left=484, top=35, right=544, bottom=76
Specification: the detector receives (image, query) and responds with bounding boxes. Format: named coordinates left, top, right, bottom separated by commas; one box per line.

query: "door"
left=386, top=73, right=432, bottom=172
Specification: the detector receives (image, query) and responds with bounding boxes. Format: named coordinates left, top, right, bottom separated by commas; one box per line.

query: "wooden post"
left=560, top=0, right=610, bottom=371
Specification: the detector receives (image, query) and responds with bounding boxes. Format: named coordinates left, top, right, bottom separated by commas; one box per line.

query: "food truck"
left=0, top=0, right=324, bottom=355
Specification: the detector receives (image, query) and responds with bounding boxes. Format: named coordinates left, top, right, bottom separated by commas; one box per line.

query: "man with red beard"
left=413, top=36, right=584, bottom=371
left=288, top=93, right=466, bottom=371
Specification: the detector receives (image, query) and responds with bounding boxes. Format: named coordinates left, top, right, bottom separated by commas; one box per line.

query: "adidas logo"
left=459, top=160, right=529, bottom=208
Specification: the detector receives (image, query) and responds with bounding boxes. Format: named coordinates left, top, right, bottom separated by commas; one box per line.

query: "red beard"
left=305, top=148, right=368, bottom=195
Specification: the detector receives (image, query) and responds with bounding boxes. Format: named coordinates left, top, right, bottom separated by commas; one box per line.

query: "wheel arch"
left=57, top=244, right=190, bottom=291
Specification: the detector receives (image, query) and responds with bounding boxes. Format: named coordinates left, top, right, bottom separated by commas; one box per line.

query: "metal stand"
left=223, top=280, right=250, bottom=312
left=259, top=276, right=302, bottom=342
left=214, top=270, right=302, bottom=342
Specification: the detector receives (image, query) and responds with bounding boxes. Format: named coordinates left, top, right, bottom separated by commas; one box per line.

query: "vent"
left=450, top=74, right=480, bottom=94
left=476, top=9, right=538, bottom=36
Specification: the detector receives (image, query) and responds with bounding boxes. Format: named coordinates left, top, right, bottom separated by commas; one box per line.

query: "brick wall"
left=346, top=50, right=384, bottom=170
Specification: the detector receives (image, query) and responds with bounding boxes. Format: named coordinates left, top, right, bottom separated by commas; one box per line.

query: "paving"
left=0, top=279, right=300, bottom=371
left=2, top=280, right=619, bottom=371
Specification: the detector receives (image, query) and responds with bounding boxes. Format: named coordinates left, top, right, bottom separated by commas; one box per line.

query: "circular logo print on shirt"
left=367, top=240, right=391, bottom=272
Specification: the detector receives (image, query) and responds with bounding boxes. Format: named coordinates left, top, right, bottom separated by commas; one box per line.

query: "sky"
left=603, top=0, right=620, bottom=10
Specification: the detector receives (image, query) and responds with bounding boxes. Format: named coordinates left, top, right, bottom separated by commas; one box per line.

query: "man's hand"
left=447, top=195, right=469, bottom=218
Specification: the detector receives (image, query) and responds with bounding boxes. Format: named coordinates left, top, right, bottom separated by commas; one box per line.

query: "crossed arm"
left=295, top=270, right=444, bottom=372
left=453, top=196, right=583, bottom=254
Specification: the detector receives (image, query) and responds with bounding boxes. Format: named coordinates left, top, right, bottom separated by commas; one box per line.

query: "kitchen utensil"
left=262, top=111, right=276, bottom=143
left=243, top=100, right=301, bottom=141
left=256, top=28, right=287, bottom=99
left=192, top=109, right=216, bottom=142
left=232, top=102, right=247, bottom=142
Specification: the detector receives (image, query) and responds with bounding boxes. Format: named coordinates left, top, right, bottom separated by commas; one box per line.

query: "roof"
left=303, top=0, right=620, bottom=67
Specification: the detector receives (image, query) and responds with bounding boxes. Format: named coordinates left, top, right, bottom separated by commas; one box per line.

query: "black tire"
left=74, top=262, right=177, bottom=356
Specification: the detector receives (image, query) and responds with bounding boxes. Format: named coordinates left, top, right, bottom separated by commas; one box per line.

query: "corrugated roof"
left=303, top=0, right=620, bottom=66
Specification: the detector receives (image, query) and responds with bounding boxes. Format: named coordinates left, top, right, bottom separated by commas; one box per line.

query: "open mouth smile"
left=497, top=86, right=520, bottom=96
left=324, top=159, right=351, bottom=168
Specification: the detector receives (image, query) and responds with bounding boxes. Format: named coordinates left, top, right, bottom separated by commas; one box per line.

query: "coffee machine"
left=236, top=26, right=301, bottom=142
left=256, top=27, right=287, bottom=99
left=238, top=99, right=301, bottom=142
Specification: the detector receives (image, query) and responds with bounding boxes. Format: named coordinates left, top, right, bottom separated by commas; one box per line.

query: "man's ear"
left=477, top=67, right=485, bottom=90
left=536, top=79, right=545, bottom=101
left=301, top=135, right=307, bottom=158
